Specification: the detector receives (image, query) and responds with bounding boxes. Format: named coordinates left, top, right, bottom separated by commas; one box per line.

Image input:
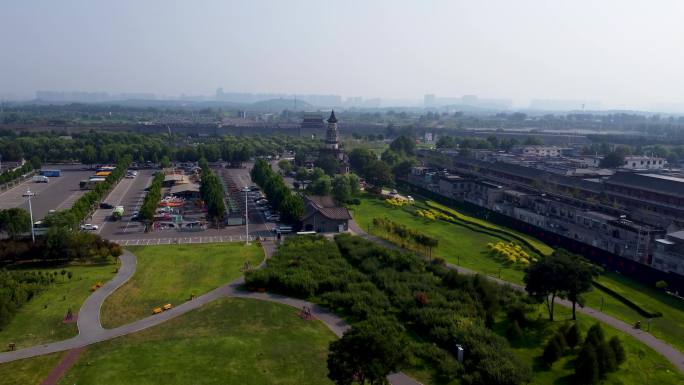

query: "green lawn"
left=0, top=352, right=66, bottom=385
left=350, top=196, right=529, bottom=283
left=60, top=298, right=335, bottom=385
left=584, top=272, right=684, bottom=353
left=0, top=264, right=117, bottom=350
left=496, top=304, right=684, bottom=385
left=351, top=195, right=684, bottom=358
left=100, top=242, right=264, bottom=328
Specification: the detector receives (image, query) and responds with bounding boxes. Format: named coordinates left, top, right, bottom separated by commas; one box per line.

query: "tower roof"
left=327, top=110, right=338, bottom=124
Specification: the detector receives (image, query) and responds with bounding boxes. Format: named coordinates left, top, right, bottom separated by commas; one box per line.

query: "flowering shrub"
left=486, top=241, right=537, bottom=265
left=385, top=198, right=411, bottom=207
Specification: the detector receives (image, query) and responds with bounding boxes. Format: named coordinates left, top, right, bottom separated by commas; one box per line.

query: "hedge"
left=426, top=200, right=553, bottom=256
left=592, top=280, right=662, bottom=318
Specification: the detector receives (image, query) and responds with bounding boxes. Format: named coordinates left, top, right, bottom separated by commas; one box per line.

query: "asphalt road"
left=95, top=170, right=155, bottom=238
left=0, top=165, right=92, bottom=220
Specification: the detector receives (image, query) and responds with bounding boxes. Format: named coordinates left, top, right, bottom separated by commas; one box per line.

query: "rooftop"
left=303, top=195, right=351, bottom=221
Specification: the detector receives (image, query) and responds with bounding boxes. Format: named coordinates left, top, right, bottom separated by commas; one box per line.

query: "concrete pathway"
left=348, top=218, right=684, bottom=373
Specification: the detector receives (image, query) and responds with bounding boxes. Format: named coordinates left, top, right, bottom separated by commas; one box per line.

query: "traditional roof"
left=327, top=110, right=338, bottom=124
left=302, top=195, right=351, bottom=221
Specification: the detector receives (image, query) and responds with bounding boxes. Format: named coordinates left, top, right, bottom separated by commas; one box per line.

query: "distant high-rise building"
left=424, top=94, right=436, bottom=107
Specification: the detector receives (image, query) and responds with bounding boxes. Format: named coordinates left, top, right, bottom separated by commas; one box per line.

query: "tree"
left=575, top=345, right=600, bottom=384
left=309, top=175, right=332, bottom=196
left=564, top=323, right=581, bottom=349
left=80, top=145, right=97, bottom=167
left=160, top=155, right=172, bottom=168
left=389, top=135, right=415, bottom=156
left=524, top=250, right=596, bottom=321
left=506, top=320, right=523, bottom=343
left=349, top=148, right=376, bottom=172
left=347, top=173, right=361, bottom=196
left=327, top=317, right=408, bottom=385
left=363, top=160, right=393, bottom=190
left=0, top=208, right=31, bottom=239
left=277, top=159, right=293, bottom=174
left=280, top=194, right=304, bottom=224
left=599, top=151, right=625, bottom=168
left=608, top=336, right=626, bottom=365
left=332, top=175, right=351, bottom=203
left=542, top=339, right=562, bottom=367
left=317, top=154, right=340, bottom=177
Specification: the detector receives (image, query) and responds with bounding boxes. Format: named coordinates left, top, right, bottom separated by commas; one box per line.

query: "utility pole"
left=244, top=186, right=250, bottom=245
left=26, top=189, right=35, bottom=243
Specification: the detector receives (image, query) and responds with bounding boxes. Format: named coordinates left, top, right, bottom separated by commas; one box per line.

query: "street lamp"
left=26, top=189, right=35, bottom=243
left=244, top=186, right=250, bottom=245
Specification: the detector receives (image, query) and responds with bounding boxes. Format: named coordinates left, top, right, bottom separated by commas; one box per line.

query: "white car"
left=80, top=224, right=99, bottom=231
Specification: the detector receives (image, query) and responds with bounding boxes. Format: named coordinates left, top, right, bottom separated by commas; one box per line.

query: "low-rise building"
left=622, top=156, right=667, bottom=170
left=654, top=231, right=684, bottom=276
left=301, top=195, right=351, bottom=233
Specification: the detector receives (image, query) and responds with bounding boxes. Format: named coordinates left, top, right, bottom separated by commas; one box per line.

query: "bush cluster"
left=0, top=231, right=121, bottom=266
left=0, top=269, right=55, bottom=328
left=487, top=241, right=537, bottom=265
left=385, top=198, right=411, bottom=207
left=372, top=217, right=438, bottom=255
left=246, top=234, right=532, bottom=385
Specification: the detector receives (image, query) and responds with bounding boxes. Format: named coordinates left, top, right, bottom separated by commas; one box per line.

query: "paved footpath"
left=348, top=219, right=684, bottom=373
left=0, top=240, right=422, bottom=385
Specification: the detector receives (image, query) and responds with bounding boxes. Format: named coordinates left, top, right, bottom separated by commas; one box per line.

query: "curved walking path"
left=0, top=240, right=422, bottom=385
left=348, top=218, right=684, bottom=373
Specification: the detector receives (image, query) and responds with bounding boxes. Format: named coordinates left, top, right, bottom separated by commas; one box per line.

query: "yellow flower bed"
left=385, top=198, right=411, bottom=207
left=415, top=208, right=454, bottom=221
left=486, top=241, right=538, bottom=265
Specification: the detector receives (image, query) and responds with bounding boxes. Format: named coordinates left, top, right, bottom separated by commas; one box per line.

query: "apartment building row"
left=408, top=153, right=684, bottom=287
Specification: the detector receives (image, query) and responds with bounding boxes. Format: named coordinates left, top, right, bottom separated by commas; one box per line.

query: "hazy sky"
left=2, top=0, right=684, bottom=108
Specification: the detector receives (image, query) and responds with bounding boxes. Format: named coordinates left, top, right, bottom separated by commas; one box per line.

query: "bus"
left=97, top=166, right=116, bottom=172
left=95, top=171, right=112, bottom=177
left=40, top=169, right=61, bottom=177
left=80, top=177, right=106, bottom=190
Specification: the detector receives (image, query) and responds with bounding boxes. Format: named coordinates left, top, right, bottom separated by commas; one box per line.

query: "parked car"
left=80, top=223, right=99, bottom=231
left=100, top=202, right=114, bottom=209
left=272, top=225, right=293, bottom=234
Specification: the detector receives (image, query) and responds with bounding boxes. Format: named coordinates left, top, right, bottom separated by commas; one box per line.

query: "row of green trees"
left=246, top=234, right=531, bottom=385
left=251, top=159, right=303, bottom=224
left=0, top=159, right=39, bottom=185
left=372, top=217, right=439, bottom=257
left=44, top=156, right=131, bottom=230
left=139, top=172, right=164, bottom=230
left=0, top=131, right=320, bottom=166
left=198, top=159, right=226, bottom=226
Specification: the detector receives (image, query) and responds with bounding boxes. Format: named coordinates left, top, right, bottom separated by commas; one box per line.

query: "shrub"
left=542, top=339, right=562, bottom=367
left=564, top=322, right=581, bottom=349
left=575, top=345, right=600, bottom=384
left=609, top=336, right=626, bottom=365
left=506, top=320, right=523, bottom=342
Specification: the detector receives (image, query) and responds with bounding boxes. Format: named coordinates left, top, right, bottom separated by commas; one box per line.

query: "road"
left=0, top=165, right=92, bottom=220
left=0, top=242, right=423, bottom=385
left=95, top=170, right=155, bottom=238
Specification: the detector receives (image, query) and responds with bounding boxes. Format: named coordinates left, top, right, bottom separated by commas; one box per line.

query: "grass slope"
left=0, top=264, right=116, bottom=349
left=584, top=272, right=684, bottom=353
left=101, top=242, right=264, bottom=328
left=61, top=298, right=335, bottom=385
left=0, top=352, right=66, bottom=385
left=497, top=305, right=684, bottom=385
left=350, top=196, right=529, bottom=283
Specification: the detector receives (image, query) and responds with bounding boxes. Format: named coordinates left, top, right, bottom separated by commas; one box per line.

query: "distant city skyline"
left=3, top=1, right=684, bottom=111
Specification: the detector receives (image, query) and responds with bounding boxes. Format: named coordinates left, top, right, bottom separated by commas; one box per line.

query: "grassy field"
left=0, top=352, right=66, bottom=385
left=350, top=195, right=529, bottom=283
left=0, top=264, right=116, bottom=349
left=60, top=298, right=335, bottom=385
left=584, top=272, right=684, bottom=353
left=100, top=242, right=264, bottom=328
left=351, top=195, right=684, bottom=356
left=495, top=305, right=684, bottom=385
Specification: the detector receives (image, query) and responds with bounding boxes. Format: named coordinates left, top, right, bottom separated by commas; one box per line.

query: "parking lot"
left=92, top=165, right=274, bottom=243
left=0, top=165, right=92, bottom=220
